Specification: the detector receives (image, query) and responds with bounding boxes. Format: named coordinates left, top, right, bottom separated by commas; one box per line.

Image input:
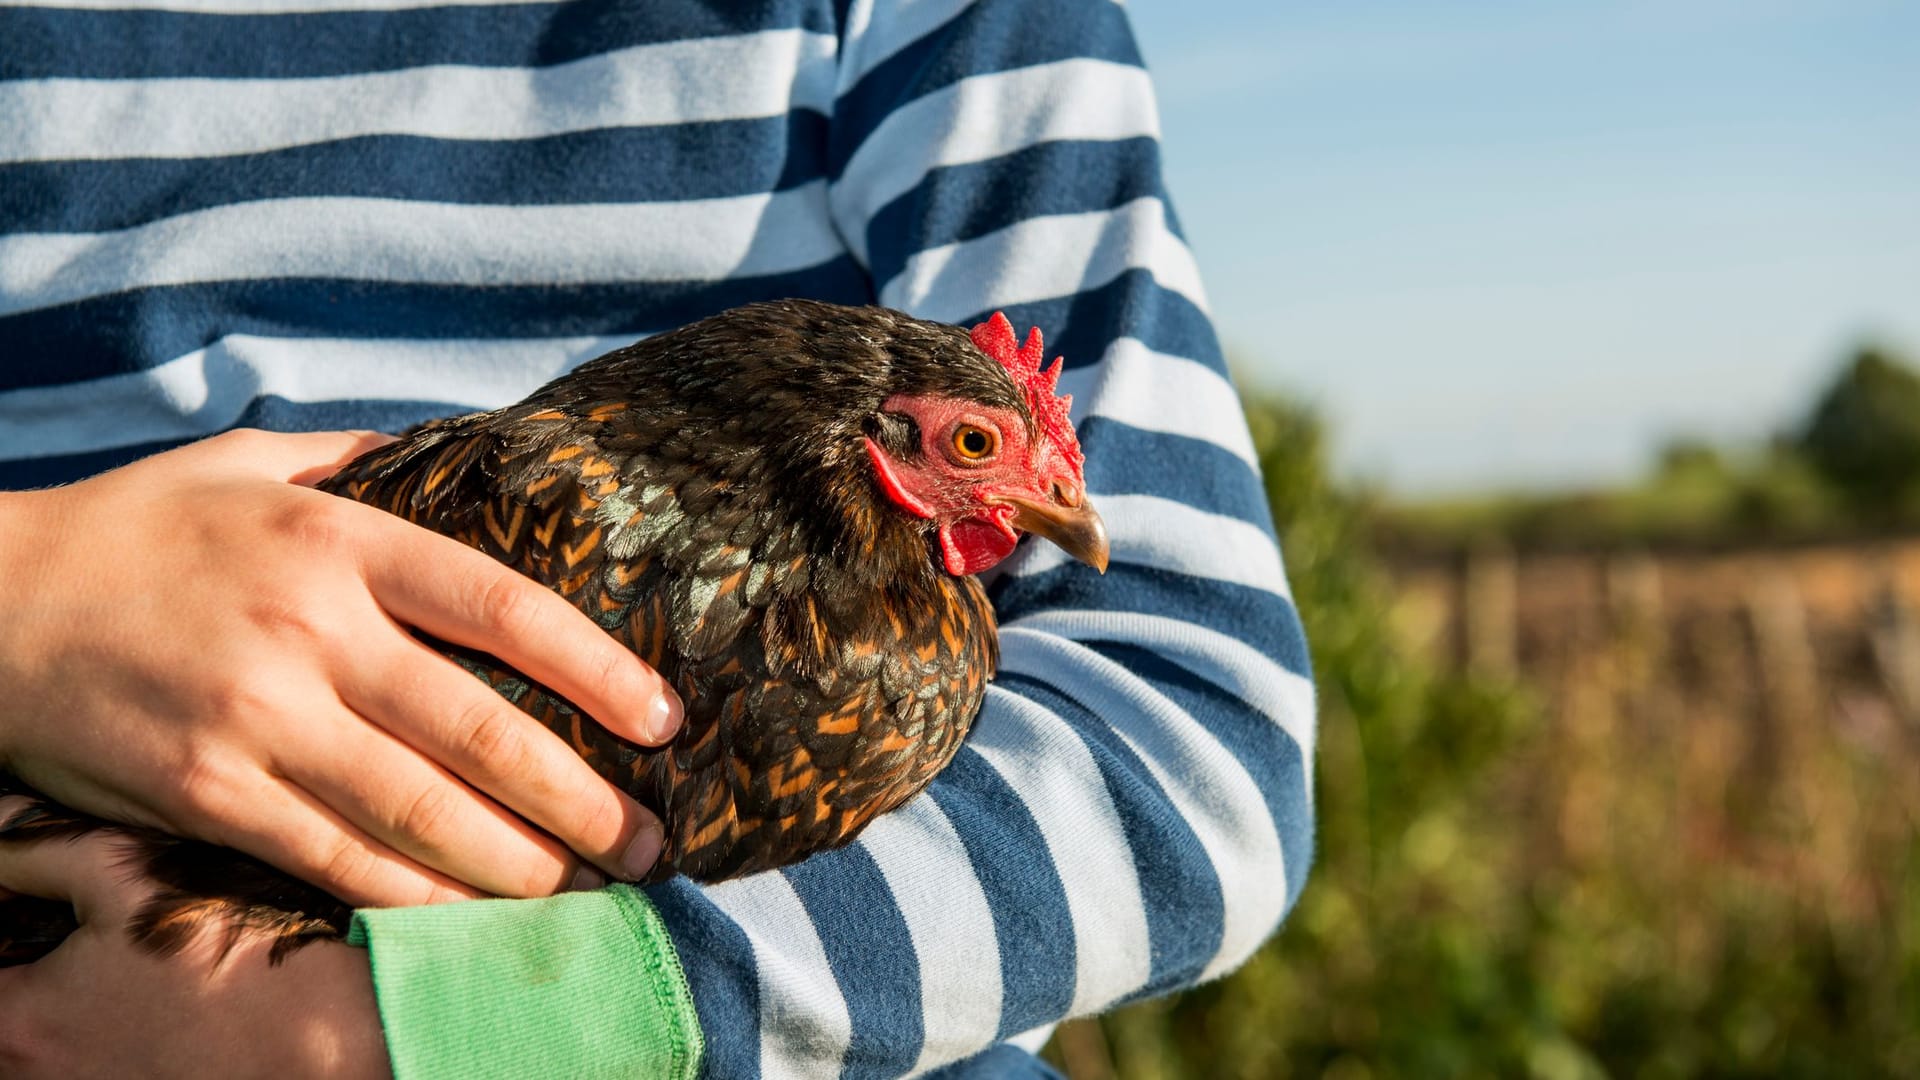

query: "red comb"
left=970, top=312, right=1084, bottom=481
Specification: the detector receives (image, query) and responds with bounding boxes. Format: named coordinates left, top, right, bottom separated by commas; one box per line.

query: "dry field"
left=1388, top=540, right=1920, bottom=1071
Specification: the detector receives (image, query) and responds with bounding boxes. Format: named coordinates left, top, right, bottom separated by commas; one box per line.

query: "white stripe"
left=969, top=684, right=1153, bottom=1018
left=704, top=873, right=852, bottom=1080
left=1006, top=1025, right=1057, bottom=1054
left=854, top=799, right=1005, bottom=1075
left=997, top=624, right=1305, bottom=980
left=0, top=183, right=843, bottom=319
left=882, top=197, right=1208, bottom=322
left=834, top=0, right=978, bottom=96
left=1063, top=337, right=1258, bottom=468
left=1006, top=492, right=1289, bottom=598
left=1000, top=611, right=1317, bottom=786
left=832, top=59, right=1160, bottom=267
left=0, top=335, right=639, bottom=459
left=0, top=30, right=836, bottom=163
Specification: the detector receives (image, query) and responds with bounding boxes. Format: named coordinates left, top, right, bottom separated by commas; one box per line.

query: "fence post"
left=1464, top=541, right=1518, bottom=678
left=1868, top=564, right=1920, bottom=731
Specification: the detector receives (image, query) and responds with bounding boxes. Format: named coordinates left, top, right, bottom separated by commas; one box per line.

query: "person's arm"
left=692, top=2, right=1311, bottom=1069
left=355, top=1, right=1313, bottom=1076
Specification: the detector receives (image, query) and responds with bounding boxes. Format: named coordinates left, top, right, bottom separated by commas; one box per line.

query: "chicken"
left=0, top=299, right=1108, bottom=964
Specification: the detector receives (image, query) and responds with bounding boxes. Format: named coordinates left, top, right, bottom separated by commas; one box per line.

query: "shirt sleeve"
left=348, top=887, right=702, bottom=1080
left=354, top=2, right=1315, bottom=1077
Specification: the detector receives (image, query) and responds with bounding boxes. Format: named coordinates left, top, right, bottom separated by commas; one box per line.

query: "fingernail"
left=619, top=821, right=666, bottom=881
left=570, top=865, right=607, bottom=892
left=648, top=686, right=685, bottom=742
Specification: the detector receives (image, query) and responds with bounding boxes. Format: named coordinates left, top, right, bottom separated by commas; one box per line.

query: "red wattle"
left=940, top=516, right=1019, bottom=576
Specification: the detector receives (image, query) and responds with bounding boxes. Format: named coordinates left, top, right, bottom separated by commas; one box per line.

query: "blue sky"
left=1124, top=1, right=1920, bottom=494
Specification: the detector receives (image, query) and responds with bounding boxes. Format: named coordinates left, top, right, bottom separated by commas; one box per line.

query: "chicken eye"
left=951, top=424, right=997, bottom=461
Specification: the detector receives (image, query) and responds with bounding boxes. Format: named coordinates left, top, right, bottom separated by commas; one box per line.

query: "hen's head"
left=860, top=312, right=1108, bottom=578
left=563, top=300, right=1107, bottom=580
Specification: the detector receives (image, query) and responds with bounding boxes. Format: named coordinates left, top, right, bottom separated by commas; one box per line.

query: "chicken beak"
left=994, top=486, right=1110, bottom=573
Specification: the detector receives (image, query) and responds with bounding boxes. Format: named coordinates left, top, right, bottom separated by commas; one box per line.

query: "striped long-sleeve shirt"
left=0, top=1, right=1315, bottom=1076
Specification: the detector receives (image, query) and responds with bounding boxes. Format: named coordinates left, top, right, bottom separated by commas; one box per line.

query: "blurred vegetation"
left=1375, top=344, right=1920, bottom=557
left=1800, top=346, right=1920, bottom=520
left=1044, top=344, right=1920, bottom=1078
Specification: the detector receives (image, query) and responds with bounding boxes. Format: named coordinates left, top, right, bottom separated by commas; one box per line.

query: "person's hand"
left=0, top=798, right=390, bottom=1079
left=0, top=429, right=681, bottom=905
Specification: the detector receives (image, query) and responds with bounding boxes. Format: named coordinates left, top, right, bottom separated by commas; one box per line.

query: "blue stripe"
left=0, top=257, right=874, bottom=393
left=2, top=114, right=829, bottom=234
left=782, top=850, right=925, bottom=1077
left=1087, top=642, right=1313, bottom=915
left=646, top=879, right=764, bottom=1080
left=993, top=669, right=1228, bottom=1001
left=971, top=270, right=1225, bottom=382
left=0, top=0, right=830, bottom=80
left=1080, top=417, right=1275, bottom=536
left=0, top=265, right=1199, bottom=396
left=828, top=0, right=1143, bottom=177
left=993, top=563, right=1312, bottom=681
left=925, top=1045, right=1065, bottom=1079
left=867, top=137, right=1168, bottom=286
left=0, top=396, right=470, bottom=491
left=924, top=748, right=1076, bottom=1041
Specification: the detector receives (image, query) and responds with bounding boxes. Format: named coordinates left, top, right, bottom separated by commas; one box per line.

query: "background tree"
left=1797, top=345, right=1920, bottom=516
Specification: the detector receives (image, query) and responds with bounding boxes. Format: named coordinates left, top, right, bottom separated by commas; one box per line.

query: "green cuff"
left=347, top=886, right=702, bottom=1080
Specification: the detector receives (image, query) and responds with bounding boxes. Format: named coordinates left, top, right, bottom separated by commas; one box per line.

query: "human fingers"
left=4, top=744, right=479, bottom=909
left=169, top=773, right=484, bottom=909
left=360, top=519, right=684, bottom=746
left=281, top=705, right=608, bottom=898
left=341, top=635, right=666, bottom=884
